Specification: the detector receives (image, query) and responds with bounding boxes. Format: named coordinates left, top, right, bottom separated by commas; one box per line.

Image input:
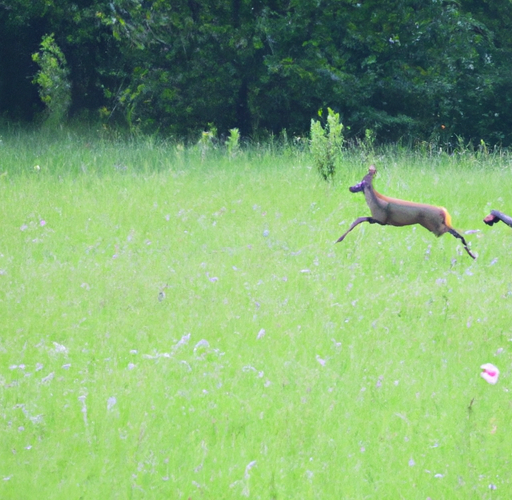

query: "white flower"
left=175, top=333, right=190, bottom=348
left=53, top=342, right=68, bottom=354
left=194, top=339, right=210, bottom=352
left=244, top=460, right=257, bottom=479
left=480, top=363, right=499, bottom=385
left=41, top=372, right=55, bottom=384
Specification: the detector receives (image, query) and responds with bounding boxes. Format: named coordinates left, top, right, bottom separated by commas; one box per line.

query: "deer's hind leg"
left=336, top=217, right=384, bottom=243
left=447, top=228, right=476, bottom=259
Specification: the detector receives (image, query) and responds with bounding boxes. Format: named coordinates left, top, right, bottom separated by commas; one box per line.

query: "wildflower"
left=107, top=396, right=117, bottom=411
left=480, top=363, right=499, bottom=384
left=78, top=395, right=88, bottom=425
left=40, top=220, right=46, bottom=227
left=244, top=460, right=257, bottom=479
left=53, top=342, right=67, bottom=354
left=194, top=339, right=209, bottom=352
left=41, top=372, right=54, bottom=384
left=175, top=333, right=190, bottom=348
left=316, top=355, right=326, bottom=366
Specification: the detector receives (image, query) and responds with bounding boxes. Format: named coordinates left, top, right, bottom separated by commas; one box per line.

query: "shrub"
left=32, top=34, right=71, bottom=127
left=226, top=128, right=240, bottom=158
left=310, top=108, right=344, bottom=181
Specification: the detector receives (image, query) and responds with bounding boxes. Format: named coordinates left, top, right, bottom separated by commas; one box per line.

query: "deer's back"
left=378, top=199, right=449, bottom=236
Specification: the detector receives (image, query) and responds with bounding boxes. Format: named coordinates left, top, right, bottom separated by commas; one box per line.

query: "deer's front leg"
left=336, top=217, right=383, bottom=243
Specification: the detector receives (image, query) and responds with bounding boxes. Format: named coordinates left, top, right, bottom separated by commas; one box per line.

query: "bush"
left=310, top=108, right=344, bottom=181
left=32, top=34, right=71, bottom=127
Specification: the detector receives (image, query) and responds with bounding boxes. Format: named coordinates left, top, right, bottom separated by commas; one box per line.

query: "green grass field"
left=1, top=130, right=512, bottom=498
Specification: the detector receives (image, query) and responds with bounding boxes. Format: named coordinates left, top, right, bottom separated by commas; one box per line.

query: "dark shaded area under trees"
left=1, top=0, right=512, bottom=145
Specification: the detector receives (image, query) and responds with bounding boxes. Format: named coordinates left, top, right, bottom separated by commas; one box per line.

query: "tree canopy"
left=2, top=0, right=512, bottom=145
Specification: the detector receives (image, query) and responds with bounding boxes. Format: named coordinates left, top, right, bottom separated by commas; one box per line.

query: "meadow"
left=1, top=129, right=512, bottom=499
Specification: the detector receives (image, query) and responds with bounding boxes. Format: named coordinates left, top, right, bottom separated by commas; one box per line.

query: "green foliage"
left=32, top=34, right=71, bottom=127
left=196, top=124, right=218, bottom=160
left=4, top=0, right=512, bottom=144
left=226, top=128, right=241, bottom=158
left=310, top=108, right=344, bottom=181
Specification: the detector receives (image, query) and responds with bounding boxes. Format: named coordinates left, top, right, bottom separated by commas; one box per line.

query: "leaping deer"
left=336, top=166, right=476, bottom=259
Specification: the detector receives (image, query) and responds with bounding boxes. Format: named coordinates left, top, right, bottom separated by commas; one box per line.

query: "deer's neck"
left=364, top=183, right=388, bottom=213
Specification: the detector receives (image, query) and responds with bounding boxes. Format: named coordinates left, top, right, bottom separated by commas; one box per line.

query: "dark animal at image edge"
left=336, top=166, right=476, bottom=259
left=483, top=210, right=512, bottom=228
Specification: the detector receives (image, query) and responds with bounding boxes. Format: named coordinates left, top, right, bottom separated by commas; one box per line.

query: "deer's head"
left=349, top=165, right=376, bottom=193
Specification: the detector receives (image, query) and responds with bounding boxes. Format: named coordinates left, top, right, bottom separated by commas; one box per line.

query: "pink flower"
left=480, top=363, right=499, bottom=385
left=316, top=355, right=326, bottom=366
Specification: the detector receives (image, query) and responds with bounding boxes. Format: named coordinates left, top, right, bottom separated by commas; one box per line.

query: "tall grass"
left=1, top=128, right=512, bottom=498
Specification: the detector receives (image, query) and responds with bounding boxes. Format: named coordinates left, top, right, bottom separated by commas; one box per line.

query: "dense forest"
left=1, top=0, right=512, bottom=145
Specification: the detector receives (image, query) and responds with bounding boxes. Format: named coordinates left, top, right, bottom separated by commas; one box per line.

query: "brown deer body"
left=337, top=166, right=476, bottom=259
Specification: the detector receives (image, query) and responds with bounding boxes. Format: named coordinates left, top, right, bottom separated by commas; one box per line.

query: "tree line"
left=2, top=0, right=512, bottom=146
